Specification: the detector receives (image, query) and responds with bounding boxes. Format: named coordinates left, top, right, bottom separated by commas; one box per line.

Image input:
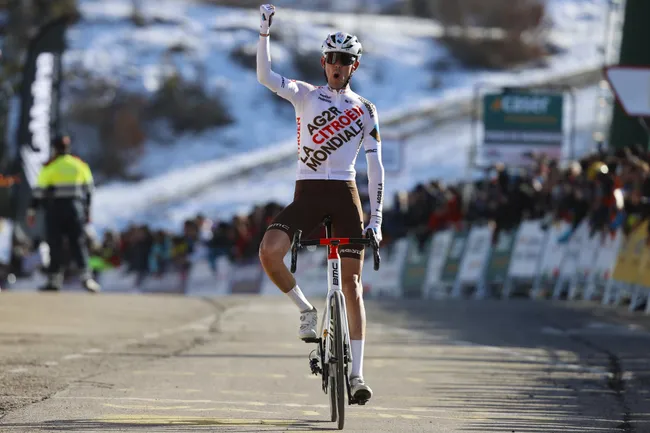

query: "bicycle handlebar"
left=290, top=230, right=381, bottom=273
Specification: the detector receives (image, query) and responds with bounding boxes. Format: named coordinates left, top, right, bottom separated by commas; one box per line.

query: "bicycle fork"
left=326, top=247, right=353, bottom=398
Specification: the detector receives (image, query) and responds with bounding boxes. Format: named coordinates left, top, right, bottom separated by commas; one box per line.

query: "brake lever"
left=372, top=237, right=381, bottom=271
left=365, top=229, right=381, bottom=271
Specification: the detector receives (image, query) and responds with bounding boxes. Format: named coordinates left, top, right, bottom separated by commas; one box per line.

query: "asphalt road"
left=1, top=291, right=650, bottom=432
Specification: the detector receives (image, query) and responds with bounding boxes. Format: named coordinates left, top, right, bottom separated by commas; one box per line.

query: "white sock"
left=351, top=340, right=364, bottom=378
left=287, top=285, right=313, bottom=312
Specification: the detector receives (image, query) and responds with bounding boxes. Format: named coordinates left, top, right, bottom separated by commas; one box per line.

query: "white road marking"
left=62, top=354, right=84, bottom=361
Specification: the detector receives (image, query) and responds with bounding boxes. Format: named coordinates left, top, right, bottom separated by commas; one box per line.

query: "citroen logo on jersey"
left=301, top=105, right=365, bottom=171
left=306, top=106, right=364, bottom=145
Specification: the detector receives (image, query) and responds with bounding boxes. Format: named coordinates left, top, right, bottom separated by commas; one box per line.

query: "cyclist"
left=256, top=4, right=384, bottom=403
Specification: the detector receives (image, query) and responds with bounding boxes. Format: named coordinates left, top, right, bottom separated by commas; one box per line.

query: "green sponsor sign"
left=484, top=230, right=517, bottom=284
left=440, top=230, right=469, bottom=283
left=401, top=235, right=431, bottom=298
left=483, top=92, right=564, bottom=148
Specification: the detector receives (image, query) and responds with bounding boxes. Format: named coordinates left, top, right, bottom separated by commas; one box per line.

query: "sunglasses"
left=325, top=52, right=357, bottom=66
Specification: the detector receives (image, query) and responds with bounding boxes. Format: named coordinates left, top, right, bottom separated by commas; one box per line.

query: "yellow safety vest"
left=32, top=155, right=94, bottom=201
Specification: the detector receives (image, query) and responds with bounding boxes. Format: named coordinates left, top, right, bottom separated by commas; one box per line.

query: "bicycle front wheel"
left=331, top=292, right=346, bottom=430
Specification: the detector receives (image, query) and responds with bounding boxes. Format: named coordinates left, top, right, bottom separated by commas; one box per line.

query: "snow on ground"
left=64, top=0, right=621, bottom=231
left=68, top=0, right=615, bottom=176
left=94, top=85, right=601, bottom=233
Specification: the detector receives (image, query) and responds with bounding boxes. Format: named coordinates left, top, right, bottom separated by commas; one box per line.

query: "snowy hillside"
left=60, top=0, right=622, bottom=232
left=67, top=0, right=613, bottom=179
left=93, top=84, right=602, bottom=233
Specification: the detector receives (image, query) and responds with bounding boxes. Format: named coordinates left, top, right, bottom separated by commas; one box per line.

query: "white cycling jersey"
left=257, top=35, right=385, bottom=224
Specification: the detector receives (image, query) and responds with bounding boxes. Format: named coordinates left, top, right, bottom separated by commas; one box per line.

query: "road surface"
left=1, top=292, right=649, bottom=432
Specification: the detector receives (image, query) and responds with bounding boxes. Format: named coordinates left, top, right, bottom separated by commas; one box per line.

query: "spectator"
left=100, top=231, right=122, bottom=268
left=171, top=234, right=191, bottom=293
left=231, top=214, right=252, bottom=263
left=149, top=230, right=171, bottom=277
left=11, top=144, right=650, bottom=290
left=207, top=221, right=234, bottom=273
left=129, top=225, right=152, bottom=288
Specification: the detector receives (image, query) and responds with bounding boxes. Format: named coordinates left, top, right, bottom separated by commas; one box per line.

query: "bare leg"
left=341, top=256, right=372, bottom=400
left=341, top=257, right=365, bottom=340
left=260, top=229, right=316, bottom=339
left=258, top=229, right=294, bottom=293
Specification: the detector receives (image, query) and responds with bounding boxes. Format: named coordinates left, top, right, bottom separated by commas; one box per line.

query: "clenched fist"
left=259, top=4, right=275, bottom=35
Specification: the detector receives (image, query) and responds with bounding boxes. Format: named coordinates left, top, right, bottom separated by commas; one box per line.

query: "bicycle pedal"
left=302, top=337, right=319, bottom=344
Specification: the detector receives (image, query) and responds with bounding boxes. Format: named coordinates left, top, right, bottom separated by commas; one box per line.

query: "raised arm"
left=257, top=4, right=314, bottom=105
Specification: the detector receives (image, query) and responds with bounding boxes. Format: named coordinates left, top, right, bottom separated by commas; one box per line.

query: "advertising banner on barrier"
left=636, top=244, right=650, bottom=289
left=485, top=229, right=517, bottom=284
left=0, top=218, right=12, bottom=265
left=537, top=221, right=569, bottom=280
left=423, top=230, right=453, bottom=298
left=558, top=221, right=588, bottom=278
left=508, top=220, right=546, bottom=280
left=439, top=229, right=469, bottom=284
left=401, top=236, right=431, bottom=298
left=552, top=222, right=590, bottom=299
left=584, top=230, right=624, bottom=301
left=456, top=226, right=493, bottom=285
left=229, top=261, right=264, bottom=294
left=189, top=258, right=230, bottom=296
left=576, top=230, right=601, bottom=280
left=366, top=239, right=408, bottom=298
left=592, top=230, right=623, bottom=282
left=612, top=221, right=648, bottom=285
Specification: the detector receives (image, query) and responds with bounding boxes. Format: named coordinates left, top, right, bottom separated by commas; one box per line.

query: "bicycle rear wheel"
left=331, top=292, right=346, bottom=430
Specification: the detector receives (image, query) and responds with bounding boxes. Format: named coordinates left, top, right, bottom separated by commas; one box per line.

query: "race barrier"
left=4, top=217, right=650, bottom=315
left=363, top=218, right=648, bottom=315
left=254, top=217, right=650, bottom=317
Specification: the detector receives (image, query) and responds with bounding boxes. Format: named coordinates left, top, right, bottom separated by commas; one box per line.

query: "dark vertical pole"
left=608, top=0, right=650, bottom=150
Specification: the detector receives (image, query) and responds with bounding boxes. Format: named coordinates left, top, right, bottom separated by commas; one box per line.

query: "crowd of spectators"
left=464, top=145, right=650, bottom=244
left=4, top=144, right=650, bottom=288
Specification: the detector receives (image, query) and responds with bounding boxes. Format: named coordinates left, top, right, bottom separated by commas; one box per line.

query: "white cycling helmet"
left=321, top=31, right=363, bottom=58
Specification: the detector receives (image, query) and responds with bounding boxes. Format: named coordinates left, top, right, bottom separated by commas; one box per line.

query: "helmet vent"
left=321, top=32, right=363, bottom=58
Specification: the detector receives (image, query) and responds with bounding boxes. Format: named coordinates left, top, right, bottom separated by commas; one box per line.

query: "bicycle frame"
left=320, top=239, right=353, bottom=372
left=290, top=216, right=381, bottom=406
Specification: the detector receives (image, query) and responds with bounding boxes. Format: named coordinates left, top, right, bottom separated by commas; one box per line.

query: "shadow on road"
left=0, top=418, right=333, bottom=432
left=367, top=298, right=650, bottom=432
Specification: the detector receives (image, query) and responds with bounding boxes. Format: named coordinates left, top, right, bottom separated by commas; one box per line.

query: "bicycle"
left=290, top=215, right=381, bottom=430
